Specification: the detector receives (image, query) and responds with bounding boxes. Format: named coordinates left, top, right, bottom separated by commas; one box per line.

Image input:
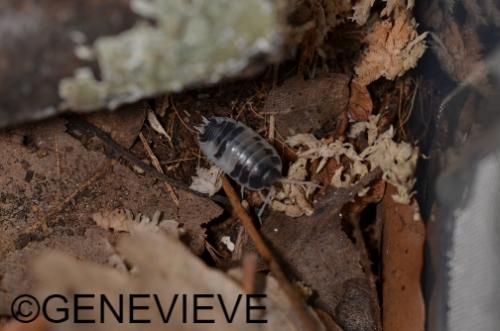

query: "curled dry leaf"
left=189, top=165, right=223, bottom=196
left=287, top=115, right=418, bottom=204
left=348, top=81, right=373, bottom=121
left=146, top=108, right=172, bottom=143
left=354, top=9, right=428, bottom=86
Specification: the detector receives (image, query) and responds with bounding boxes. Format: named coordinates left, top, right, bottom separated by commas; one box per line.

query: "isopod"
left=197, top=117, right=282, bottom=191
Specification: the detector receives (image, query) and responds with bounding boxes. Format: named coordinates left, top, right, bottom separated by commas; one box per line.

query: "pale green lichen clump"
left=59, top=0, right=280, bottom=111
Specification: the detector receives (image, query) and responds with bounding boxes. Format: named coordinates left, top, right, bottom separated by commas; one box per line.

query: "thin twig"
left=160, top=157, right=196, bottom=165
left=170, top=96, right=197, bottom=134
left=146, top=105, right=174, bottom=148
left=54, top=132, right=62, bottom=201
left=65, top=115, right=229, bottom=207
left=397, top=84, right=407, bottom=139
left=139, top=132, right=180, bottom=207
left=268, top=114, right=276, bottom=142
left=205, top=241, right=223, bottom=265
left=222, top=177, right=320, bottom=331
left=235, top=96, right=256, bottom=121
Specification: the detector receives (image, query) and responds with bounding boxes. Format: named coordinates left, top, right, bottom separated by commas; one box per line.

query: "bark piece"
left=379, top=184, right=425, bottom=331
left=0, top=0, right=137, bottom=127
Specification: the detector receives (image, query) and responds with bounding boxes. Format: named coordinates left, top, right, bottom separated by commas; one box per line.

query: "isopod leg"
left=257, top=187, right=275, bottom=223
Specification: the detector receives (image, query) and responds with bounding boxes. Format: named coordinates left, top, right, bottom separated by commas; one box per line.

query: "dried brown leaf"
left=262, top=74, right=350, bottom=137
left=348, top=81, right=373, bottom=121
left=256, top=184, right=380, bottom=329
left=34, top=231, right=316, bottom=331
left=0, top=228, right=117, bottom=315
left=379, top=184, right=425, bottom=331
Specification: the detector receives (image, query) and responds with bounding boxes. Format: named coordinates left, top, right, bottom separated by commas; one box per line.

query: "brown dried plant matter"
left=348, top=81, right=373, bottom=121
left=0, top=116, right=222, bottom=314
left=354, top=9, right=428, bottom=86
left=262, top=73, right=350, bottom=137
left=256, top=170, right=383, bottom=330
left=222, top=177, right=324, bottom=331
left=379, top=184, right=425, bottom=331
left=33, top=230, right=321, bottom=331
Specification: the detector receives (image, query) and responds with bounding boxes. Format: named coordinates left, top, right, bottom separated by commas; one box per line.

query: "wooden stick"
left=268, top=114, right=276, bottom=142
left=242, top=253, right=258, bottom=294
left=139, top=132, right=180, bottom=207
left=222, top=177, right=320, bottom=331
left=65, top=114, right=227, bottom=205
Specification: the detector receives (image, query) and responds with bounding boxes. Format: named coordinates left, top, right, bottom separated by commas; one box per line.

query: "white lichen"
left=59, top=0, right=281, bottom=111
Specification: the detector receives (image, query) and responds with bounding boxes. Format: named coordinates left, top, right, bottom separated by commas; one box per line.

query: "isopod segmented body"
left=197, top=117, right=282, bottom=190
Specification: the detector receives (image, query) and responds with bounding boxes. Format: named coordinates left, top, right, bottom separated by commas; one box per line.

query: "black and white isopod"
left=197, top=117, right=282, bottom=191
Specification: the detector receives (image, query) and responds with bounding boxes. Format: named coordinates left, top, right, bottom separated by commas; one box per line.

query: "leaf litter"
left=275, top=114, right=418, bottom=216
left=0, top=0, right=432, bottom=330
